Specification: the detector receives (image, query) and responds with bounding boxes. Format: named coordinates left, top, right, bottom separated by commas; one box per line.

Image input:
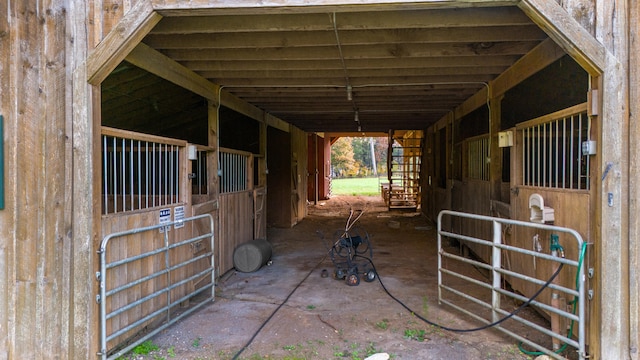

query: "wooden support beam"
left=87, top=0, right=162, bottom=85
left=518, top=0, right=606, bottom=75
left=125, top=42, right=219, bottom=101
left=453, top=38, right=564, bottom=120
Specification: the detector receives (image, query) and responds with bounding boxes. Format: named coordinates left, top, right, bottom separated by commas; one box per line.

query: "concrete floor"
left=145, top=195, right=551, bottom=360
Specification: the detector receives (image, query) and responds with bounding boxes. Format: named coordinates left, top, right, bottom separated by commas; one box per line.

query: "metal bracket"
left=588, top=289, right=594, bottom=300
left=96, top=294, right=101, bottom=304
left=96, top=271, right=101, bottom=281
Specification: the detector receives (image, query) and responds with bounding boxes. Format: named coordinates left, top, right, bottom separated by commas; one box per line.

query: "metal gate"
left=97, top=214, right=215, bottom=360
left=437, top=210, right=587, bottom=359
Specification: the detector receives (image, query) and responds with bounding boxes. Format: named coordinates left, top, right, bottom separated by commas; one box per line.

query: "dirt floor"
left=137, top=195, right=562, bottom=360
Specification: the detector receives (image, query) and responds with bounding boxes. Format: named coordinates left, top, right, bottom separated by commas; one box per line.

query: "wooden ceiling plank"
left=151, top=0, right=520, bottom=17
left=161, top=41, right=540, bottom=61
left=178, top=55, right=522, bottom=71
left=206, top=74, right=496, bottom=87
left=144, top=25, right=546, bottom=49
left=149, top=7, right=530, bottom=35
left=197, top=65, right=508, bottom=80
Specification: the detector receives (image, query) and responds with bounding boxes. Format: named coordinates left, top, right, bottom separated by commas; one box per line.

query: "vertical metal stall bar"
left=536, top=125, right=540, bottom=186
left=522, top=128, right=529, bottom=185
left=562, top=117, right=567, bottom=188
left=569, top=116, right=575, bottom=189
left=242, top=154, right=247, bottom=190
left=103, top=136, right=108, bottom=214
left=171, top=145, right=176, bottom=203
left=221, top=153, right=225, bottom=193
left=153, top=144, right=164, bottom=206
left=491, top=219, right=502, bottom=323
left=233, top=153, right=238, bottom=192
left=554, top=120, right=559, bottom=188
left=121, top=138, right=125, bottom=211
left=145, top=142, right=149, bottom=209
left=130, top=138, right=134, bottom=211
left=112, top=137, right=118, bottom=213
left=152, top=143, right=156, bottom=208
left=577, top=113, right=583, bottom=189
left=542, top=124, right=547, bottom=186
left=174, top=145, right=178, bottom=202
left=137, top=140, right=141, bottom=211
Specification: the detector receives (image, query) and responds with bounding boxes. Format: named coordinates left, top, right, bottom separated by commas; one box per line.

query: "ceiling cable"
left=331, top=12, right=361, bottom=130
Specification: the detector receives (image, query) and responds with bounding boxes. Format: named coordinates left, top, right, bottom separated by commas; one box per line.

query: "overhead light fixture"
left=347, top=85, right=353, bottom=101
left=354, top=110, right=359, bottom=122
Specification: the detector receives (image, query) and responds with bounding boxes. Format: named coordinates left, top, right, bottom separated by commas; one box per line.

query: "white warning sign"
left=159, top=208, right=171, bottom=233
left=174, top=206, right=185, bottom=229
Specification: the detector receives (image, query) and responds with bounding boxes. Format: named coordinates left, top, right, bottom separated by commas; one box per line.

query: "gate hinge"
left=96, top=271, right=101, bottom=281
left=96, top=294, right=101, bottom=304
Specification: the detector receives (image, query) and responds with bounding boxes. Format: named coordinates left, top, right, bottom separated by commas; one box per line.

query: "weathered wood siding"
left=629, top=0, right=640, bottom=357
left=0, top=1, right=76, bottom=358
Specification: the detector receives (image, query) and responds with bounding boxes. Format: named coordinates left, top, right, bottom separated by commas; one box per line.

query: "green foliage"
left=166, top=346, right=175, bottom=358
left=191, top=337, right=201, bottom=348
left=331, top=137, right=359, bottom=177
left=403, top=328, right=427, bottom=342
left=331, top=137, right=388, bottom=178
left=132, top=340, right=159, bottom=355
left=375, top=319, right=389, bottom=330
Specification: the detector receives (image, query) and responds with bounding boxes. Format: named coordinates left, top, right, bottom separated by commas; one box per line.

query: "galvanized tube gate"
left=437, top=210, right=587, bottom=360
left=97, top=214, right=215, bottom=360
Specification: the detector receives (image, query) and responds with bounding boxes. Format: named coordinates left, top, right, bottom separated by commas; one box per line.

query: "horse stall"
left=98, top=127, right=215, bottom=359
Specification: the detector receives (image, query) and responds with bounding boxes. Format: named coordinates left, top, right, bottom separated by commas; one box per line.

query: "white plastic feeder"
left=529, top=193, right=554, bottom=223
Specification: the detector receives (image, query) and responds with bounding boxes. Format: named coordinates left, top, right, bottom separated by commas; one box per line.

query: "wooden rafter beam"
left=87, top=1, right=162, bottom=85
left=125, top=42, right=219, bottom=101
left=518, top=0, right=606, bottom=75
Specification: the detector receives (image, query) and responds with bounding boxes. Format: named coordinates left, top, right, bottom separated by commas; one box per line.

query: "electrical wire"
left=356, top=254, right=564, bottom=333
left=231, top=254, right=327, bottom=360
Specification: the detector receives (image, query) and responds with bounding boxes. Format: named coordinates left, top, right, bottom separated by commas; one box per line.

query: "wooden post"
left=629, top=1, right=640, bottom=357
left=594, top=0, right=630, bottom=359
left=489, top=94, right=503, bottom=205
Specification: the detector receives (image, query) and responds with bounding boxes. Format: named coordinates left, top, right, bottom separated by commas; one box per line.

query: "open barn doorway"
left=84, top=0, right=608, bottom=358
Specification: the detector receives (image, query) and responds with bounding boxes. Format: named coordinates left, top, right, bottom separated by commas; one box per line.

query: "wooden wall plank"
left=0, top=0, right=12, bottom=355
left=629, top=0, right=640, bottom=357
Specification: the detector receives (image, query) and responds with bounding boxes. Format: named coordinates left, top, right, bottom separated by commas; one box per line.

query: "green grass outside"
left=331, top=176, right=386, bottom=196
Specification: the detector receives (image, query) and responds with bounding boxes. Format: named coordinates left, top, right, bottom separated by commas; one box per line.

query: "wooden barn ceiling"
left=105, top=5, right=550, bottom=134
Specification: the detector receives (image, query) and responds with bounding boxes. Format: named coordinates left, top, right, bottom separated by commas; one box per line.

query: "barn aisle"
left=147, top=196, right=548, bottom=359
